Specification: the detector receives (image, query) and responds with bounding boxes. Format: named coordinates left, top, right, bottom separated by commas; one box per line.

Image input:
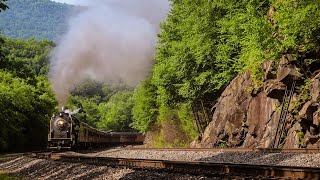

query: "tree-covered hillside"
left=1, top=0, right=320, bottom=151
left=0, top=0, right=72, bottom=41
left=128, top=0, right=320, bottom=147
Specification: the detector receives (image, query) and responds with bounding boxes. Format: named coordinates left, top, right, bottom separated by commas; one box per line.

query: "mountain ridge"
left=0, top=0, right=74, bottom=41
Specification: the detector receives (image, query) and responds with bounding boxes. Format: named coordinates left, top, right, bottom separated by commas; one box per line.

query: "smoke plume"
left=49, top=0, right=169, bottom=105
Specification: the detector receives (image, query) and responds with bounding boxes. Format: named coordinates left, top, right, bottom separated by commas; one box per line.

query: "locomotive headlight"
left=58, top=120, right=64, bottom=126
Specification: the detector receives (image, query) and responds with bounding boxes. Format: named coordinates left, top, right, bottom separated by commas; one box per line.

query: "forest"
left=0, top=0, right=71, bottom=41
left=1, top=0, right=320, bottom=152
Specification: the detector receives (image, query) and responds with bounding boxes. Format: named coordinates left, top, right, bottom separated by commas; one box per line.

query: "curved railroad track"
left=124, top=147, right=320, bottom=153
left=25, top=148, right=320, bottom=179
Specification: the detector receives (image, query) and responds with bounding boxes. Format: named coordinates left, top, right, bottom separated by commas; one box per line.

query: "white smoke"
left=49, top=0, right=169, bottom=105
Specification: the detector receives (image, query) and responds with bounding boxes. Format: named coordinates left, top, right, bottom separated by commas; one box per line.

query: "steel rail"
left=124, top=147, right=320, bottom=153
left=0, top=150, right=54, bottom=158
left=49, top=154, right=320, bottom=179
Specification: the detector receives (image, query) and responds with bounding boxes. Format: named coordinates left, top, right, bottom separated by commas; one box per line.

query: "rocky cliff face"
left=194, top=54, right=320, bottom=148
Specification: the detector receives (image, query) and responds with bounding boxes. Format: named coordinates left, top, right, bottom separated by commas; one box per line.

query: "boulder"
left=283, top=130, right=299, bottom=148
left=195, top=53, right=320, bottom=149
left=310, top=72, right=320, bottom=101
left=264, top=80, right=286, bottom=99
left=313, top=108, right=320, bottom=126
left=310, top=125, right=319, bottom=135
left=246, top=92, right=280, bottom=148
left=242, top=134, right=256, bottom=147
left=288, top=93, right=298, bottom=112
left=305, top=131, right=320, bottom=148
left=262, top=60, right=275, bottom=80
left=200, top=71, right=253, bottom=147
left=276, top=54, right=302, bottom=83
left=292, top=121, right=303, bottom=131
left=299, top=101, right=318, bottom=122
left=199, top=71, right=281, bottom=148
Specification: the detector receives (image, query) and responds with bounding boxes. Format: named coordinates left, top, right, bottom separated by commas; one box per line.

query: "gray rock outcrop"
left=195, top=55, right=320, bottom=148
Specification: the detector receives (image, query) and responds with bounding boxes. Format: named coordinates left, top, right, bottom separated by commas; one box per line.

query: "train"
left=47, top=107, right=144, bottom=150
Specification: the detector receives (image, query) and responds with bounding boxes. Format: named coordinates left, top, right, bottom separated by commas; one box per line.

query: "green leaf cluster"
left=97, top=91, right=134, bottom=132
left=131, top=78, right=158, bottom=133
left=271, top=0, right=320, bottom=54
left=0, top=36, right=56, bottom=152
left=67, top=80, right=136, bottom=132
left=153, top=0, right=274, bottom=106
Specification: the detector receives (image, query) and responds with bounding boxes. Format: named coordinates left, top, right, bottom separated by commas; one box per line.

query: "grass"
left=0, top=173, right=21, bottom=180
left=0, top=157, right=23, bottom=180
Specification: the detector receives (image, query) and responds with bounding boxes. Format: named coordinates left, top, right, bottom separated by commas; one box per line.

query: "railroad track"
left=26, top=151, right=320, bottom=179
left=125, top=147, right=320, bottom=153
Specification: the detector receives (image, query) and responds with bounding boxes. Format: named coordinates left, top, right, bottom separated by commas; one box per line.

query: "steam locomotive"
left=47, top=108, right=144, bottom=149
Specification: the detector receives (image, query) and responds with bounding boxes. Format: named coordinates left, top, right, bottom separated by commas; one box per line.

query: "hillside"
left=135, top=0, right=320, bottom=148
left=0, top=0, right=319, bottom=151
left=0, top=0, right=73, bottom=41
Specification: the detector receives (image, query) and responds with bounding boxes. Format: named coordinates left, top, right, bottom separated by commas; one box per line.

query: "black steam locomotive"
left=47, top=108, right=144, bottom=149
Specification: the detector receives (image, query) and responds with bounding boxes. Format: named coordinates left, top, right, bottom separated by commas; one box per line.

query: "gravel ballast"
left=71, top=147, right=320, bottom=167
left=1, top=147, right=319, bottom=179
left=0, top=156, right=217, bottom=180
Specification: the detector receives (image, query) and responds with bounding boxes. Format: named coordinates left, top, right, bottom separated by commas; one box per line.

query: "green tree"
left=67, top=95, right=101, bottom=127
left=138, top=0, right=320, bottom=147
left=271, top=0, right=320, bottom=54
left=153, top=0, right=275, bottom=107
left=0, top=37, right=57, bottom=152
left=0, top=71, right=56, bottom=152
left=97, top=91, right=134, bottom=131
left=0, top=0, right=71, bottom=40
left=0, top=0, right=8, bottom=12
left=131, top=78, right=158, bottom=133
left=71, top=79, right=104, bottom=99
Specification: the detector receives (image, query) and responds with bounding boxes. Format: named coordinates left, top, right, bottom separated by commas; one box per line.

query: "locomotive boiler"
left=47, top=108, right=144, bottom=149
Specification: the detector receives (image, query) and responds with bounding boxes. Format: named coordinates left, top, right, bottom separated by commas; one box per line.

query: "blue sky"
left=51, top=0, right=89, bottom=5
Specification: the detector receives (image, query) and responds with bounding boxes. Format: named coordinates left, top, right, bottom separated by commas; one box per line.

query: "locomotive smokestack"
left=49, top=0, right=169, bottom=106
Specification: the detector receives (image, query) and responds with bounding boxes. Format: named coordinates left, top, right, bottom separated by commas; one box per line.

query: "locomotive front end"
left=47, top=112, right=73, bottom=149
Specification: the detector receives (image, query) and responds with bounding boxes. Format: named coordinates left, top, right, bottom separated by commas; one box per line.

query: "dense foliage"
left=66, top=80, right=136, bottom=132
left=0, top=36, right=138, bottom=151
left=151, top=0, right=320, bottom=107
left=0, top=36, right=56, bottom=152
left=1, top=0, right=320, bottom=150
left=129, top=0, right=320, bottom=146
left=0, top=0, right=72, bottom=41
left=97, top=91, right=134, bottom=131
left=0, top=0, right=8, bottom=12
left=131, top=78, right=158, bottom=133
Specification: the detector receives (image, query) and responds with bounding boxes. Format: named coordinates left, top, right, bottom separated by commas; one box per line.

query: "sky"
left=51, top=0, right=89, bottom=5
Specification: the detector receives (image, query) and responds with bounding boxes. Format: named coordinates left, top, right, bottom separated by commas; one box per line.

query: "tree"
left=0, top=0, right=8, bottom=12
left=0, top=37, right=57, bottom=152
left=71, top=79, right=103, bottom=99
left=131, top=78, right=158, bottom=133
left=0, top=0, right=71, bottom=40
left=153, top=0, right=274, bottom=107
left=97, top=91, right=134, bottom=132
left=67, top=95, right=101, bottom=127
left=0, top=71, right=56, bottom=152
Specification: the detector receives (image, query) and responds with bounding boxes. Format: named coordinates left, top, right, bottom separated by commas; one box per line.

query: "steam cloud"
left=49, top=0, right=169, bottom=105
